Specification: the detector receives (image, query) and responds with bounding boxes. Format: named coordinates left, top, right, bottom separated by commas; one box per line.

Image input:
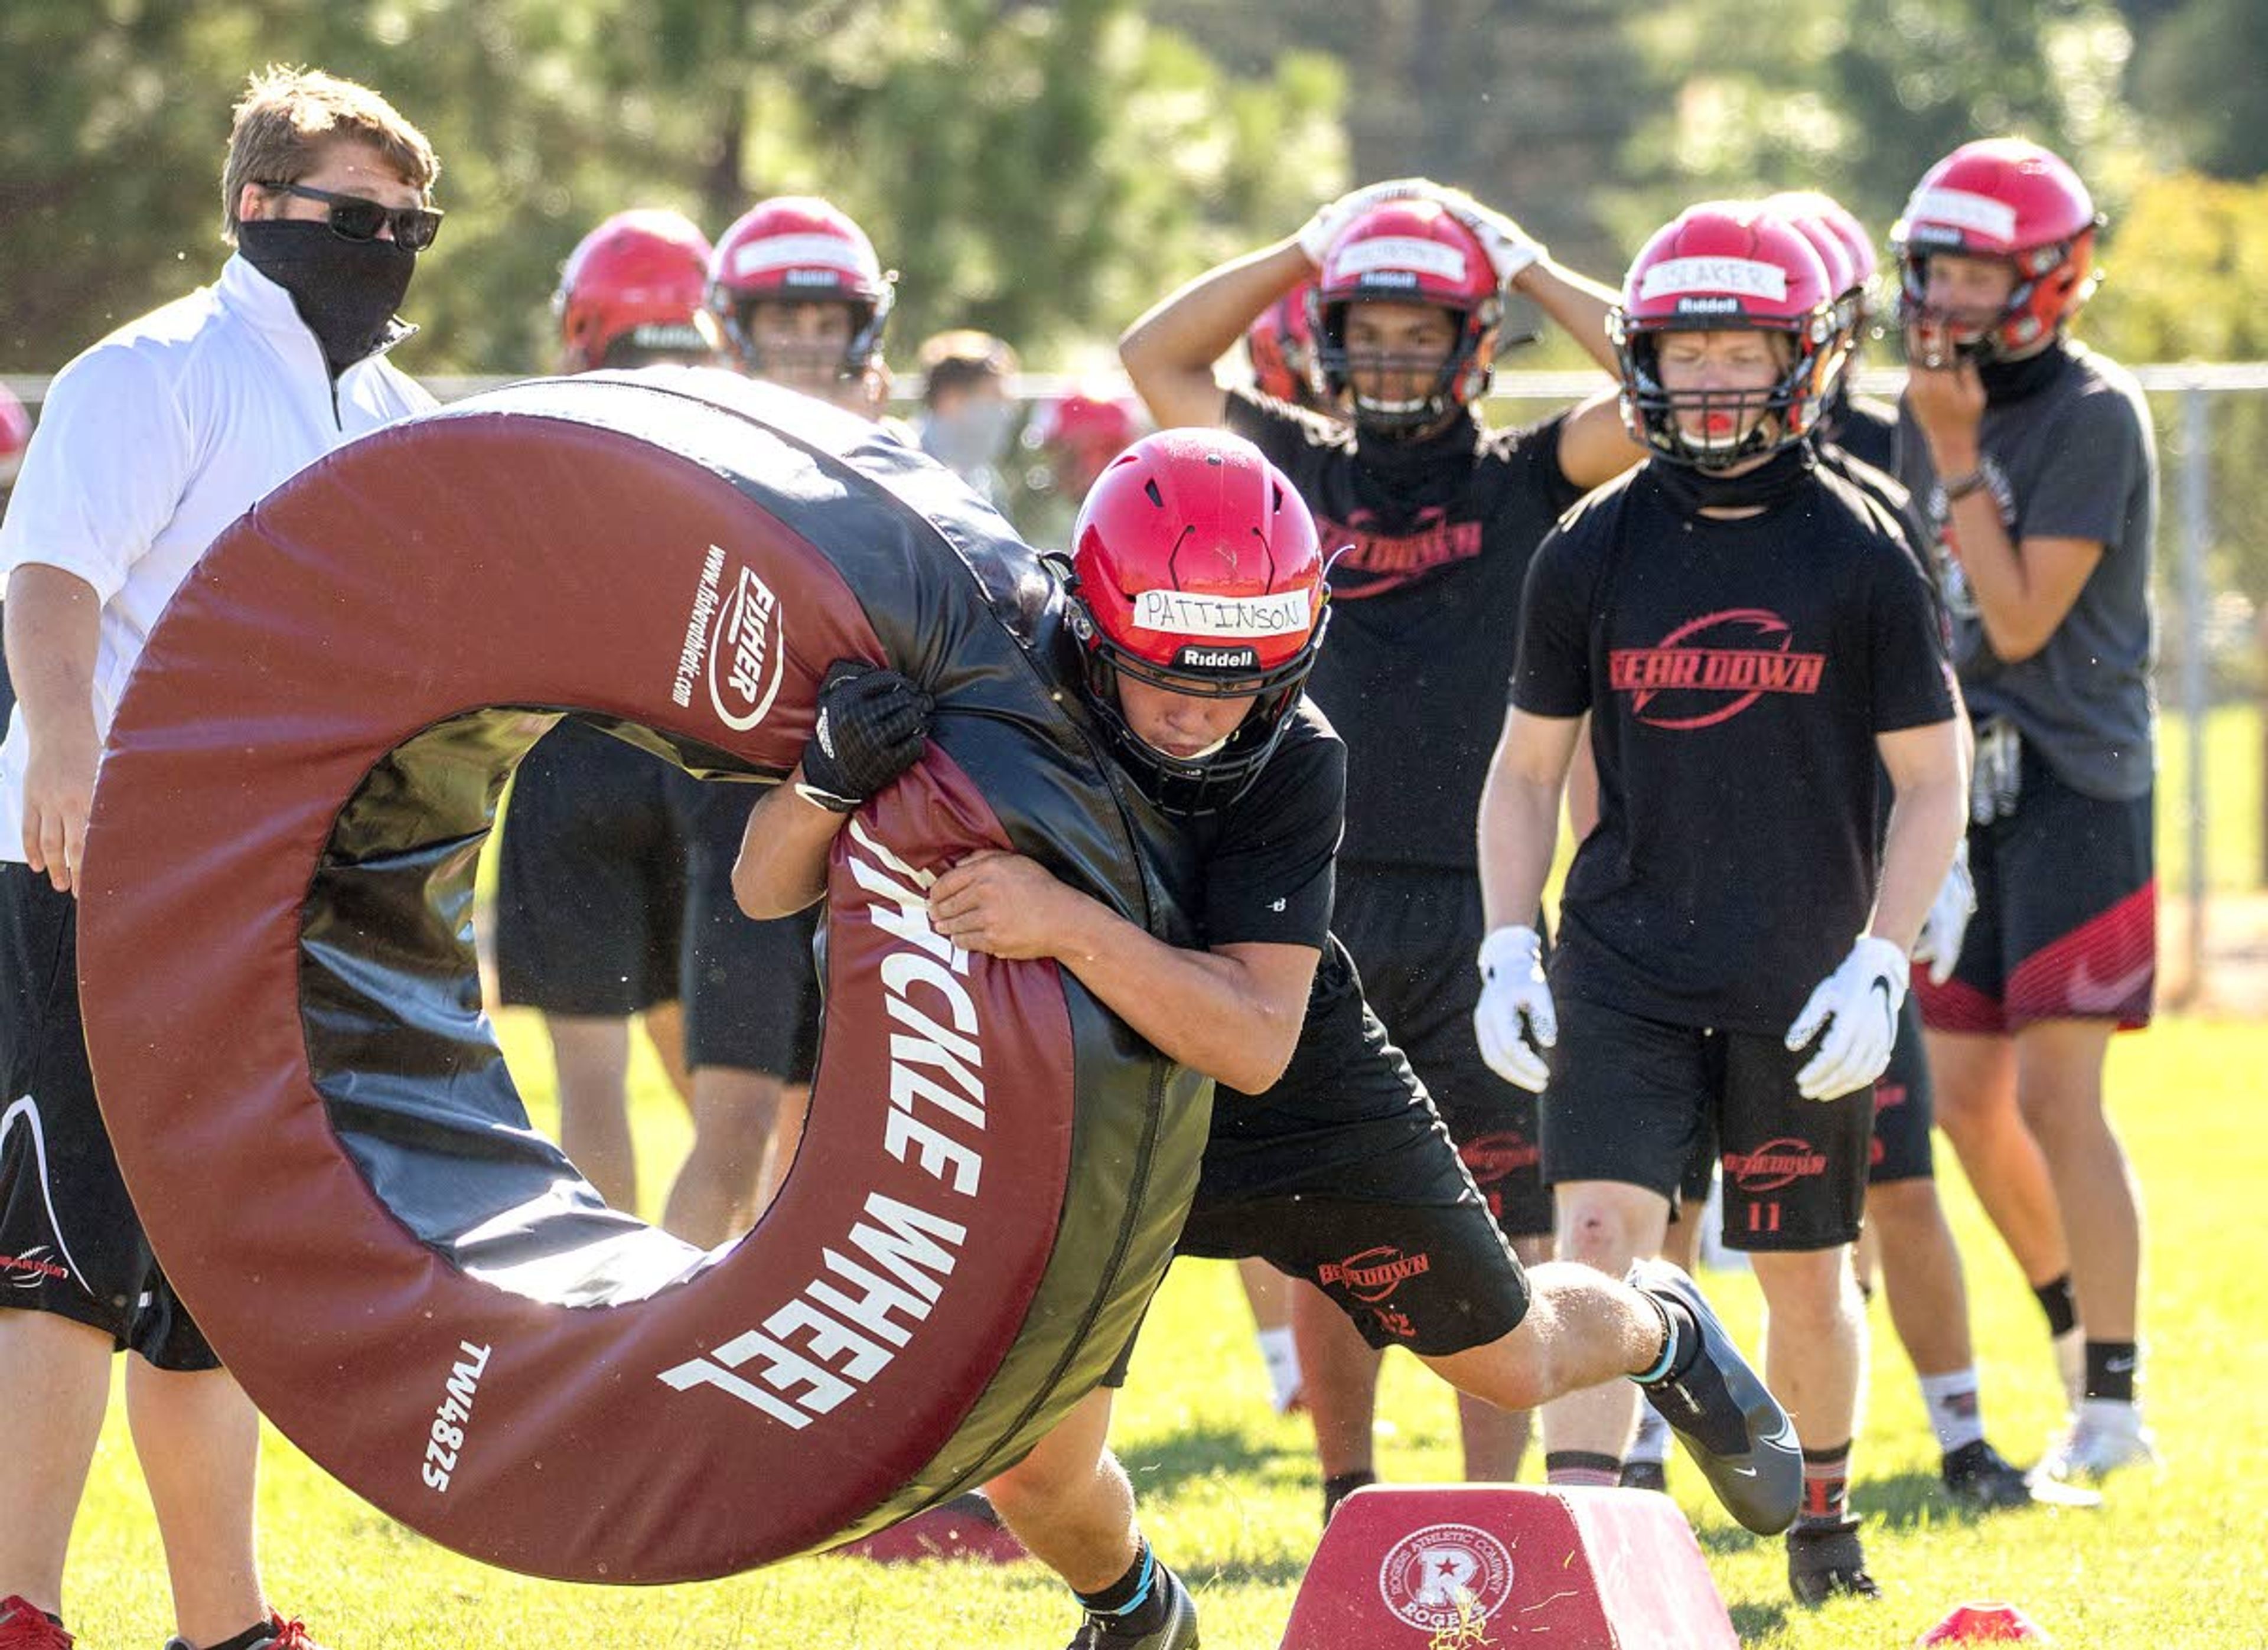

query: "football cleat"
left=0, top=1597, right=73, bottom=1650
left=1067, top=1563, right=1198, bottom=1650
left=2034, top=1401, right=2161, bottom=1485
left=1628, top=1258, right=1803, bottom=1534
left=1786, top=1518, right=1882, bottom=1606
left=1940, top=1439, right=2040, bottom=1511
left=162, top=1612, right=325, bottom=1650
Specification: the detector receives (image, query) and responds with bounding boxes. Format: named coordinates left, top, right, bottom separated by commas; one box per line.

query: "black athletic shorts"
left=1334, top=862, right=1553, bottom=1239
left=494, top=718, right=693, bottom=1018
left=1914, top=743, right=2154, bottom=1036
left=679, top=781, right=820, bottom=1082
left=0, top=865, right=219, bottom=1368
left=1671, top=992, right=1934, bottom=1198
left=1106, top=970, right=1533, bottom=1383
left=1542, top=994, right=1873, bottom=1252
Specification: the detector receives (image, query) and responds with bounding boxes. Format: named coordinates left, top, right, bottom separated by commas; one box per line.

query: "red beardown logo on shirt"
left=1317, top=1244, right=1433, bottom=1303
left=1459, top=1131, right=1540, bottom=1183
left=1312, top=506, right=1483, bottom=597
left=1609, top=608, right=1825, bottom=730
left=1723, top=1137, right=1829, bottom=1193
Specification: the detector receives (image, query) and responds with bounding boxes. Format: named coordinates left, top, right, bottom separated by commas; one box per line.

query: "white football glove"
left=1909, top=839, right=1976, bottom=988
left=1296, top=177, right=1442, bottom=265
left=1474, top=925, right=1556, bottom=1093
left=1784, top=935, right=1909, bottom=1101
left=1435, top=187, right=1547, bottom=286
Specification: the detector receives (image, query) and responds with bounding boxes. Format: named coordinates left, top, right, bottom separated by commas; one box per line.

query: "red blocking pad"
left=1280, top=1486, right=1738, bottom=1650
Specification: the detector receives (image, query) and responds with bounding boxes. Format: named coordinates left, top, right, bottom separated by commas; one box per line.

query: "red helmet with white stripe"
left=554, top=208, right=715, bottom=373
left=706, top=196, right=895, bottom=379
left=1764, top=191, right=1866, bottom=346
left=1064, top=429, right=1329, bottom=812
left=1892, top=139, right=2102, bottom=360
left=1308, top=200, right=1503, bottom=437
left=1027, top=392, right=1143, bottom=502
left=1609, top=201, right=1839, bottom=469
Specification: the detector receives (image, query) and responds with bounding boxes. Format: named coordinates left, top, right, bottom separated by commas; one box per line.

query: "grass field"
left=56, top=1011, right=2267, bottom=1649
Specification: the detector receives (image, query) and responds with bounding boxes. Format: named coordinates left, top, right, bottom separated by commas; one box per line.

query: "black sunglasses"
left=260, top=181, right=443, bottom=252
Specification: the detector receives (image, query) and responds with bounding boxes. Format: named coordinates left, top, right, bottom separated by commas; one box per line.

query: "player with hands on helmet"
left=1122, top=175, right=1645, bottom=1514
left=1477, top=199, right=1966, bottom=1607
left=733, top=427, right=1804, bottom=1650
left=1892, top=138, right=2161, bottom=1488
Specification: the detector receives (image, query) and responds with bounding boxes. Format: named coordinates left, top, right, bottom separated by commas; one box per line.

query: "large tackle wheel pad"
left=76, top=371, right=1211, bottom=1582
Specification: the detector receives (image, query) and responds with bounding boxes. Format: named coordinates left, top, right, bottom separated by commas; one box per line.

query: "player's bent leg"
left=1747, top=1247, right=1876, bottom=1603
left=542, top=1012, right=638, bottom=1212
left=0, top=1310, right=112, bottom=1616
left=986, top=1391, right=1198, bottom=1649
left=1423, top=1258, right=1799, bottom=1535
left=1453, top=1233, right=1550, bottom=1483
left=125, top=1360, right=270, bottom=1646
left=659, top=1065, right=783, bottom=1247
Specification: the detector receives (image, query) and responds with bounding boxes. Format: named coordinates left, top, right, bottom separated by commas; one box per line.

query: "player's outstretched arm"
left=928, top=849, right=1318, bottom=1094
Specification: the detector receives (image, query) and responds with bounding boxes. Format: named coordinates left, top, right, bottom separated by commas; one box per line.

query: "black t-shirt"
left=1511, top=461, right=1957, bottom=1033
left=1225, top=388, right=1586, bottom=872
left=1823, top=390, right=1899, bottom=474
left=1163, top=699, right=1435, bottom=1190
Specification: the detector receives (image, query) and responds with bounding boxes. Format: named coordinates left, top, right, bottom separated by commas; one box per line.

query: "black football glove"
left=795, top=660, right=934, bottom=813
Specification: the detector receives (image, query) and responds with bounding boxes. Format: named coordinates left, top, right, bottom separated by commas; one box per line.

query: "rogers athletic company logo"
left=1723, top=1137, right=1829, bottom=1192
left=1317, top=1245, right=1432, bottom=1303
left=1609, top=608, right=1824, bottom=730
left=1377, top=1522, right=1516, bottom=1635
left=672, top=544, right=787, bottom=732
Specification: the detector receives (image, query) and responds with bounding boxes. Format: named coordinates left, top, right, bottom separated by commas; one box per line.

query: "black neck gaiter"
left=1978, top=341, right=2069, bottom=406
left=1644, top=442, right=1817, bottom=517
left=237, top=221, right=415, bottom=377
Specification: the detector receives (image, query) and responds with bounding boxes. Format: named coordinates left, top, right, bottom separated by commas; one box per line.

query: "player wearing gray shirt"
left=1892, top=137, right=2159, bottom=1489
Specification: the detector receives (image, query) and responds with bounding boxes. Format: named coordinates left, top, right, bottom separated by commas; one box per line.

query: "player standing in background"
left=0, top=66, right=441, bottom=1650
left=1476, top=201, right=1966, bottom=1604
left=1893, top=139, right=2161, bottom=1483
left=1120, top=178, right=1644, bottom=1516
left=657, top=194, right=902, bottom=1245
left=913, top=328, right=1020, bottom=507
left=490, top=208, right=713, bottom=1217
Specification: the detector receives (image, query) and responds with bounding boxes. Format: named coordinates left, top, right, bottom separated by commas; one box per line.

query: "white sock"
left=1626, top=1402, right=1672, bottom=1467
left=2054, top=1327, right=2086, bottom=1410
left=1257, top=1326, right=1302, bottom=1413
left=1918, top=1368, right=1987, bottom=1454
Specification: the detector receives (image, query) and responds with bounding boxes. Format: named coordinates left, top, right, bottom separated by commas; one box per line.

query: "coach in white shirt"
left=0, top=68, right=439, bottom=1650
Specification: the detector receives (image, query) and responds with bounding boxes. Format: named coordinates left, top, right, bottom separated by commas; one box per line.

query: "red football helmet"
left=0, top=381, right=27, bottom=491
left=1892, top=139, right=2103, bottom=360
left=1609, top=201, right=1840, bottom=470
left=1765, top=191, right=1863, bottom=344
left=706, top=195, right=895, bottom=380
left=1065, top=429, right=1330, bottom=812
left=553, top=208, right=715, bottom=373
left=1308, top=200, right=1503, bottom=436
left=1246, top=279, right=1324, bottom=408
left=1027, top=392, right=1143, bottom=503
